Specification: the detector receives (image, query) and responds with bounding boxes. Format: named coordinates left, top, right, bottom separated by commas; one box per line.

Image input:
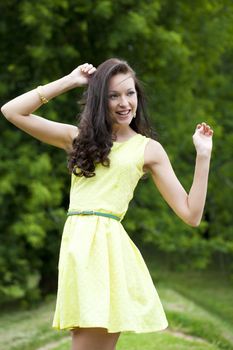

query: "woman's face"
left=108, top=73, right=138, bottom=125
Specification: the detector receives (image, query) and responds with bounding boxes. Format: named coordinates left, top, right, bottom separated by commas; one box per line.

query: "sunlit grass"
left=1, top=261, right=233, bottom=350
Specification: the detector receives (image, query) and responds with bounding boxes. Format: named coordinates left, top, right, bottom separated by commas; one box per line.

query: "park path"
left=36, top=337, right=70, bottom=350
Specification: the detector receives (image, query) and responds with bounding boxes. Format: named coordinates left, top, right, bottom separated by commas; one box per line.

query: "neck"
left=112, top=125, right=136, bottom=141
left=112, top=124, right=131, bottom=135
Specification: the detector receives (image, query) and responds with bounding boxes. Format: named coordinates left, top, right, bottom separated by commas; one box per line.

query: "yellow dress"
left=52, top=133, right=168, bottom=333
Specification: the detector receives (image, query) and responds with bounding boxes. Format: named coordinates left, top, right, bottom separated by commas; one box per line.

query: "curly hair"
left=68, top=58, right=154, bottom=177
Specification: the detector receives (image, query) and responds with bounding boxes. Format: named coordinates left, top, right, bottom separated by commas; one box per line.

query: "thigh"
left=71, top=327, right=121, bottom=350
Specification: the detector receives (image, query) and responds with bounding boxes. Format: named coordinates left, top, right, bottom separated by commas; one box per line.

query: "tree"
left=0, top=0, right=232, bottom=305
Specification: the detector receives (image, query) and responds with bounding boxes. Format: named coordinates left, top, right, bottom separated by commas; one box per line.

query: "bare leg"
left=71, top=327, right=121, bottom=350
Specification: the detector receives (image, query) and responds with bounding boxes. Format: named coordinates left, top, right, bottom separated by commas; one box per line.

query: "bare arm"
left=144, top=123, right=213, bottom=227
left=1, top=63, right=96, bottom=152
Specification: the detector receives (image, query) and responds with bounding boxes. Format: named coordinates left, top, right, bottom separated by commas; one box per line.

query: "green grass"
left=53, top=331, right=220, bottom=350
left=0, top=261, right=233, bottom=350
left=149, top=261, right=233, bottom=325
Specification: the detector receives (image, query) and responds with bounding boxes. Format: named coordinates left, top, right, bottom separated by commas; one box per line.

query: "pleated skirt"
left=52, top=215, right=168, bottom=333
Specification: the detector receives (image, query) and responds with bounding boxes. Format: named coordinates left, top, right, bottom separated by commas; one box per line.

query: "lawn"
left=0, top=258, right=232, bottom=350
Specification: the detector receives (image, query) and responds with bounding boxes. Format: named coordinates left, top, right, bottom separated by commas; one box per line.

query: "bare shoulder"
left=69, top=125, right=79, bottom=140
left=144, top=138, right=167, bottom=171
left=66, top=125, right=79, bottom=152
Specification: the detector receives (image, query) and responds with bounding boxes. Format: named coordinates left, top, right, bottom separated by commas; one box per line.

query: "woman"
left=1, top=58, right=213, bottom=350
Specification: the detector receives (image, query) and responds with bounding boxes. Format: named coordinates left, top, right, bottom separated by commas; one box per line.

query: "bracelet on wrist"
left=36, top=86, right=49, bottom=104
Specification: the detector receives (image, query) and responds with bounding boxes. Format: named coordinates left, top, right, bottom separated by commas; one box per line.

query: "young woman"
left=1, top=58, right=213, bottom=350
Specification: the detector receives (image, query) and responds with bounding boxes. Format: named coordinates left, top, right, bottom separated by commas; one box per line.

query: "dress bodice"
left=68, top=134, right=150, bottom=220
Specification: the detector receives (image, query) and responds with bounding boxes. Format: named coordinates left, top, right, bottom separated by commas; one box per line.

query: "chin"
left=116, top=116, right=133, bottom=124
left=118, top=119, right=132, bottom=124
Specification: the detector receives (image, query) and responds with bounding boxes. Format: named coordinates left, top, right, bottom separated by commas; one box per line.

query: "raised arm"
left=144, top=123, right=213, bottom=227
left=1, top=63, right=96, bottom=152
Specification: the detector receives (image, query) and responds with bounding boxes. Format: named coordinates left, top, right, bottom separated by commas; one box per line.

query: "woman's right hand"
left=1, top=62, right=96, bottom=152
left=68, top=63, right=96, bottom=87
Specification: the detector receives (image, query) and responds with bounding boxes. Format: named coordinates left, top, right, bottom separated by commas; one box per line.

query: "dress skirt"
left=52, top=215, right=168, bottom=333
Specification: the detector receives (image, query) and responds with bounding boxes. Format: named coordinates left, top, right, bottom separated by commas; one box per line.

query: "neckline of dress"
left=112, top=133, right=139, bottom=145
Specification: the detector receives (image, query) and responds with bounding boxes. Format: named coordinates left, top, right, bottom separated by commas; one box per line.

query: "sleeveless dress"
left=52, top=133, right=168, bottom=333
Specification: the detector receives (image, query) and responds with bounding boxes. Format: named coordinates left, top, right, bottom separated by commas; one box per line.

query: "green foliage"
left=0, top=0, right=232, bottom=304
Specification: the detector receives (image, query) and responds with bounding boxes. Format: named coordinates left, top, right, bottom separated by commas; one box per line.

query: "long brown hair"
left=68, top=58, right=154, bottom=177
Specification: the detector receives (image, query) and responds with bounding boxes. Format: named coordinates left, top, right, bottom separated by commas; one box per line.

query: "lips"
left=116, top=109, right=131, bottom=116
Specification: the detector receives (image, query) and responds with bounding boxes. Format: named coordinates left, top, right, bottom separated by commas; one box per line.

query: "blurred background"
left=0, top=1, right=232, bottom=349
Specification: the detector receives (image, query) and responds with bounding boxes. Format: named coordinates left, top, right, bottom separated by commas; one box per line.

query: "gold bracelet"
left=36, top=85, right=49, bottom=104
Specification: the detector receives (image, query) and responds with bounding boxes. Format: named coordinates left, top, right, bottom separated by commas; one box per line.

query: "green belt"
left=67, top=210, right=121, bottom=221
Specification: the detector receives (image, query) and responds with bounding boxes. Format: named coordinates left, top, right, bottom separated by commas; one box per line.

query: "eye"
left=109, top=94, right=118, bottom=100
left=127, top=91, right=136, bottom=96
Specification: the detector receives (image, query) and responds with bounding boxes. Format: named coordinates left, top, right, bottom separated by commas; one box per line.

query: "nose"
left=119, top=95, right=129, bottom=107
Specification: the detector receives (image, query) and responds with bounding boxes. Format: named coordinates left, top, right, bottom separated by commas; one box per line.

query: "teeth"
left=117, top=110, right=130, bottom=115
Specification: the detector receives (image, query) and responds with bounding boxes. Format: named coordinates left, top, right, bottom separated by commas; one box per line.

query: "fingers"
left=80, top=63, right=96, bottom=75
left=196, top=122, right=213, bottom=136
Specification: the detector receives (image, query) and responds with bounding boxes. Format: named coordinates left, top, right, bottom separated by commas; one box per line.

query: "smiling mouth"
left=116, top=110, right=131, bottom=116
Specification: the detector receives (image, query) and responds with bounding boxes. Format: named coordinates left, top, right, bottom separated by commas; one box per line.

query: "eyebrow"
left=109, top=88, right=135, bottom=93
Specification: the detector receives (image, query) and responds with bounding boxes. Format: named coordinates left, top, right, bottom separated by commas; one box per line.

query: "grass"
left=51, top=331, right=220, bottom=350
left=0, top=258, right=233, bottom=350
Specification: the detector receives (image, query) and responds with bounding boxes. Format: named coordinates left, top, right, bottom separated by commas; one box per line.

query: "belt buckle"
left=84, top=210, right=94, bottom=215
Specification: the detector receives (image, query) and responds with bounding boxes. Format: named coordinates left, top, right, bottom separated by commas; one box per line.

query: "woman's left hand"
left=193, top=122, right=213, bottom=156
